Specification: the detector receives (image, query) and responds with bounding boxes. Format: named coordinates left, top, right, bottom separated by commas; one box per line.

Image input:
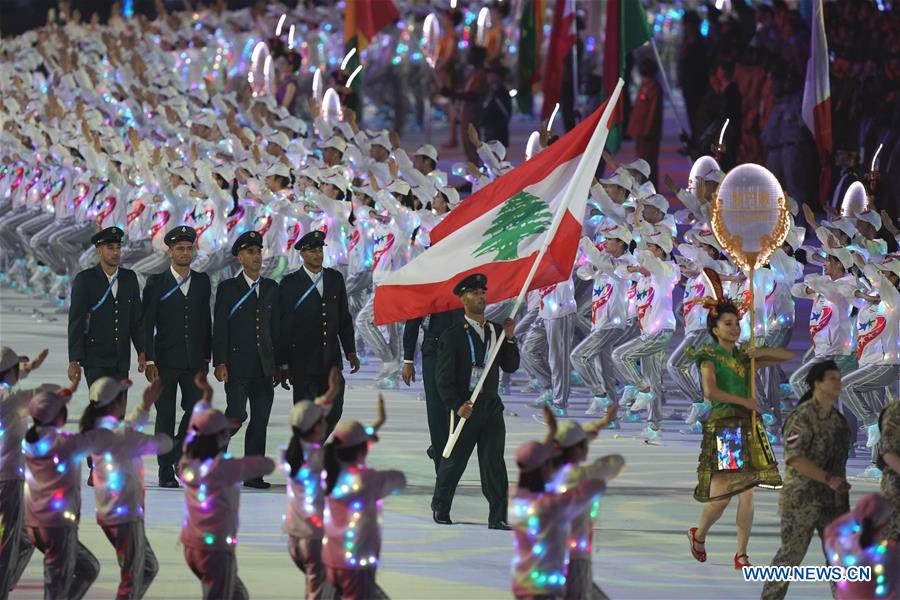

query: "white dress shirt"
left=171, top=266, right=191, bottom=296
left=302, top=265, right=325, bottom=296
left=104, top=268, right=119, bottom=298
left=243, top=272, right=260, bottom=296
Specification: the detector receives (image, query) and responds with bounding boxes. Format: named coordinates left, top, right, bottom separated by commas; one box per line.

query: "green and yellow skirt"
left=694, top=412, right=783, bottom=502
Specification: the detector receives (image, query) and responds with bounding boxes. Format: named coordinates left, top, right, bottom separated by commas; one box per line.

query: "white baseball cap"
left=29, top=389, right=72, bottom=423
left=89, top=377, right=132, bottom=407
left=624, top=158, right=651, bottom=178
left=289, top=397, right=333, bottom=432
left=603, top=224, right=633, bottom=244
left=436, top=185, right=459, bottom=206
left=854, top=211, right=882, bottom=231
left=330, top=420, right=377, bottom=447
left=646, top=225, right=674, bottom=255
left=319, top=136, right=347, bottom=154
left=0, top=346, right=27, bottom=373
left=642, top=193, right=669, bottom=214
left=597, top=170, right=635, bottom=192
left=414, top=144, right=438, bottom=163
left=555, top=421, right=590, bottom=448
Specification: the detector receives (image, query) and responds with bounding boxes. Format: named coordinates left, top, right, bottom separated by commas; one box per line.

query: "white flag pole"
left=442, top=79, right=624, bottom=458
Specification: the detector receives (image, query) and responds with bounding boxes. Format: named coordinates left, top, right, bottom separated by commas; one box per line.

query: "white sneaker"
left=630, top=391, right=653, bottom=412
left=638, top=426, right=662, bottom=444
left=865, top=423, right=881, bottom=448
left=680, top=422, right=703, bottom=435
left=585, top=397, right=608, bottom=416
left=849, top=465, right=883, bottom=481
left=529, top=388, right=553, bottom=408
left=684, top=402, right=709, bottom=425
left=619, top=385, right=637, bottom=407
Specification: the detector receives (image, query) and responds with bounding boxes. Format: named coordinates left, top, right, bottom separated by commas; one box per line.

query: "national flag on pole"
left=602, top=0, right=652, bottom=153
left=540, top=0, right=575, bottom=120
left=373, top=81, right=624, bottom=326
left=516, top=0, right=543, bottom=116
left=801, top=0, right=833, bottom=206
left=343, top=0, right=400, bottom=91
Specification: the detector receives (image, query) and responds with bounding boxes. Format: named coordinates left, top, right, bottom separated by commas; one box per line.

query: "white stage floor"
left=1, top=289, right=880, bottom=599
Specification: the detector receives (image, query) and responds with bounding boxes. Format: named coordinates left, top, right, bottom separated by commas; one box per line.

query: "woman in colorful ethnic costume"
left=687, top=269, right=793, bottom=570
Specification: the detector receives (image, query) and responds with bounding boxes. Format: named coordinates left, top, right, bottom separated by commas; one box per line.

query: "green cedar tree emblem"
left=473, top=192, right=552, bottom=261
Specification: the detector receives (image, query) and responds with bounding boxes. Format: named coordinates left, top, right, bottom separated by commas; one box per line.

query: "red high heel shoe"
left=734, top=553, right=752, bottom=570
left=688, top=528, right=707, bottom=562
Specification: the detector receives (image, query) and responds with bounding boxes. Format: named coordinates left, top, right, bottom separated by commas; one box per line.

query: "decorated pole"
left=709, top=164, right=791, bottom=431
left=441, top=79, right=625, bottom=459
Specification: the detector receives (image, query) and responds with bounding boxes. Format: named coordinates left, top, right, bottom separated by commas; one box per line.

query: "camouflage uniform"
left=879, top=399, right=900, bottom=541
left=761, top=400, right=852, bottom=600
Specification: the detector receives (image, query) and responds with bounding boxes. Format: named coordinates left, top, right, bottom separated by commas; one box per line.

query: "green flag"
left=602, top=0, right=652, bottom=153
left=516, top=0, right=542, bottom=115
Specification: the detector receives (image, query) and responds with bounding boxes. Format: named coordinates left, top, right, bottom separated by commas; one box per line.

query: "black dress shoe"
left=426, top=446, right=434, bottom=460
left=488, top=521, right=512, bottom=531
left=86, top=468, right=94, bottom=487
left=432, top=511, right=452, bottom=525
left=243, top=478, right=271, bottom=489
left=159, top=478, right=180, bottom=489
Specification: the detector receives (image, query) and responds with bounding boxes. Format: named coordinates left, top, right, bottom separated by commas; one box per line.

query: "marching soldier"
left=277, top=230, right=360, bottom=432
left=142, top=226, right=212, bottom=488
left=762, top=360, right=852, bottom=600
left=430, top=273, right=519, bottom=530
left=212, top=230, right=280, bottom=489
left=67, top=226, right=145, bottom=484
left=402, top=307, right=465, bottom=473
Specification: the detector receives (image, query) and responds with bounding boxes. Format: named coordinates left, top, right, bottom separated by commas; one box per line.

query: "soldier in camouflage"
left=762, top=361, right=852, bottom=600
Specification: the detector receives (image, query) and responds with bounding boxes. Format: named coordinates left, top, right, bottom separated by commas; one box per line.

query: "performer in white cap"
left=0, top=346, right=48, bottom=599
left=79, top=377, right=173, bottom=599
left=179, top=375, right=275, bottom=600
left=281, top=367, right=341, bottom=600
left=321, top=401, right=405, bottom=599
left=23, top=381, right=112, bottom=600
left=612, top=225, right=680, bottom=442
left=843, top=256, right=900, bottom=479
left=789, top=244, right=860, bottom=435
left=571, top=229, right=636, bottom=420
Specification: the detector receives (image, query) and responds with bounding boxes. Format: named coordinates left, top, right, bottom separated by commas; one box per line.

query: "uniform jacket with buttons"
left=213, top=274, right=279, bottom=378
left=276, top=268, right=355, bottom=374
left=142, top=268, right=212, bottom=371
left=68, top=265, right=145, bottom=369
left=436, top=320, right=520, bottom=410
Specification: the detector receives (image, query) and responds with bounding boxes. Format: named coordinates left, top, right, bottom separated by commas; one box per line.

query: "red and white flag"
left=801, top=0, right=832, bottom=205
left=374, top=81, right=624, bottom=326
left=540, top=0, right=576, bottom=120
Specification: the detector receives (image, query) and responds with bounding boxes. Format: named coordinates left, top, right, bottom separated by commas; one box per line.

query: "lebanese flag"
left=540, top=0, right=576, bottom=120
left=374, top=81, right=623, bottom=325
left=801, top=0, right=832, bottom=206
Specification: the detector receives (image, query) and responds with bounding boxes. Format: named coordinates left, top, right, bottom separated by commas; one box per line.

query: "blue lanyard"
left=293, top=271, right=324, bottom=311
left=160, top=271, right=191, bottom=303
left=91, top=271, right=119, bottom=312
left=229, top=279, right=260, bottom=318
left=465, top=324, right=490, bottom=367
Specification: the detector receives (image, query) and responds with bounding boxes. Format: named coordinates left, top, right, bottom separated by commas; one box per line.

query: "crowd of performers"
left=1, top=3, right=900, bottom=600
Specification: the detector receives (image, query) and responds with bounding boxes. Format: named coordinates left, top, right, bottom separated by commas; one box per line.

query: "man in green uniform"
left=212, top=230, right=280, bottom=489
left=431, top=273, right=519, bottom=530
left=142, top=225, right=212, bottom=488
left=762, top=361, right=852, bottom=600
left=402, top=308, right=465, bottom=473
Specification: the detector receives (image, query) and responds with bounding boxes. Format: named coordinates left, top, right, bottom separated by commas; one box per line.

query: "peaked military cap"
left=91, top=226, right=124, bottom=246
left=453, top=273, right=488, bottom=296
left=164, top=225, right=197, bottom=246
left=231, top=230, right=263, bottom=256
left=294, top=230, right=327, bottom=251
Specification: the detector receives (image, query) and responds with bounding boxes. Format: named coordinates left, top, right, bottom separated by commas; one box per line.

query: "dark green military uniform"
left=142, top=229, right=212, bottom=481
left=68, top=253, right=144, bottom=384
left=213, top=242, right=280, bottom=459
left=431, top=317, right=519, bottom=527
left=277, top=231, right=356, bottom=433
left=762, top=399, right=852, bottom=600
left=403, top=309, right=465, bottom=473
left=878, top=399, right=900, bottom=541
